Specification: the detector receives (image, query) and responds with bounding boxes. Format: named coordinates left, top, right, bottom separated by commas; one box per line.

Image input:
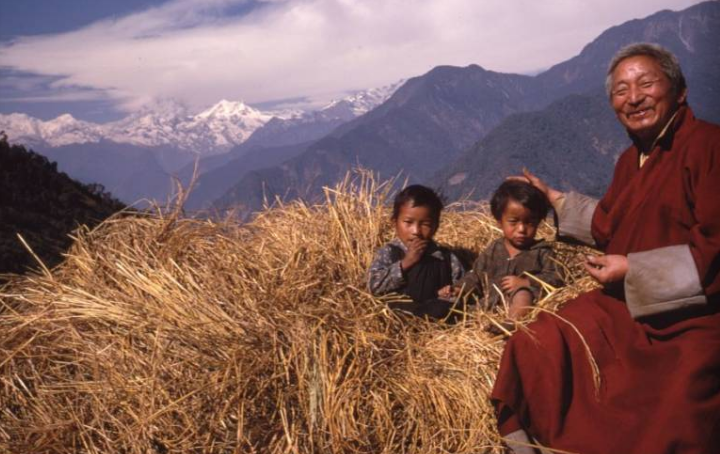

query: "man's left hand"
left=584, top=254, right=628, bottom=284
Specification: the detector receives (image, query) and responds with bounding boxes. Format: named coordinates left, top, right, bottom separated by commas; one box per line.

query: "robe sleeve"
left=625, top=245, right=705, bottom=318
left=554, top=192, right=599, bottom=247
left=553, top=148, right=631, bottom=249
left=624, top=128, right=720, bottom=318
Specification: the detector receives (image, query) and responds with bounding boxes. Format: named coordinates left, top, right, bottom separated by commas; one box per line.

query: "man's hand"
left=507, top=168, right=563, bottom=206
left=401, top=237, right=428, bottom=271
left=584, top=254, right=628, bottom=284
left=500, top=275, right=531, bottom=294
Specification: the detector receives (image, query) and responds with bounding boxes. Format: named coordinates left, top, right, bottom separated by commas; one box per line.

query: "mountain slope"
left=214, top=65, right=541, bottom=212
left=183, top=141, right=312, bottom=212
left=0, top=136, right=125, bottom=277
left=434, top=92, right=626, bottom=200
left=39, top=142, right=180, bottom=206
left=535, top=1, right=720, bottom=119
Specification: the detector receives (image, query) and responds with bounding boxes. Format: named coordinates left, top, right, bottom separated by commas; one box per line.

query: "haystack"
left=0, top=171, right=598, bottom=453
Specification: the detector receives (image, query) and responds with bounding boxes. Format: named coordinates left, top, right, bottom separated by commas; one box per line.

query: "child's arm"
left=453, top=252, right=488, bottom=298
left=524, top=248, right=564, bottom=300
left=535, top=248, right=564, bottom=288
left=438, top=252, right=465, bottom=298
left=449, top=252, right=465, bottom=284
left=367, top=246, right=406, bottom=296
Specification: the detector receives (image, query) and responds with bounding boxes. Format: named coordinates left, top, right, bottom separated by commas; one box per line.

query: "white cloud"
left=0, top=0, right=703, bottom=113
left=6, top=91, right=112, bottom=103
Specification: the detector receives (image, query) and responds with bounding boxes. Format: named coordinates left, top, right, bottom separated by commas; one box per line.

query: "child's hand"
left=500, top=276, right=531, bottom=294
left=437, top=285, right=455, bottom=299
left=401, top=237, right=428, bottom=271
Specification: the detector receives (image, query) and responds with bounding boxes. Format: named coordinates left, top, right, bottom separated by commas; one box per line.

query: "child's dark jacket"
left=456, top=238, right=563, bottom=309
left=367, top=238, right=464, bottom=298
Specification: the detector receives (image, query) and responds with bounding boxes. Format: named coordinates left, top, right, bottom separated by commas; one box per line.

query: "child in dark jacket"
left=368, top=185, right=464, bottom=320
left=448, top=180, right=563, bottom=321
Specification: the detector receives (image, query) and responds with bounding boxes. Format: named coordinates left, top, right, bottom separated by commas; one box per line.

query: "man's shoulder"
left=615, top=143, right=637, bottom=163
left=690, top=116, right=720, bottom=141
left=680, top=114, right=720, bottom=164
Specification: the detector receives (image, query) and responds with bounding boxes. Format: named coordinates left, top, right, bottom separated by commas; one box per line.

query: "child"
left=450, top=180, right=563, bottom=322
left=367, top=185, right=464, bottom=320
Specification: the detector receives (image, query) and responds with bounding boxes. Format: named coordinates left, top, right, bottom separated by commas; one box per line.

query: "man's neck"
left=636, top=109, right=680, bottom=155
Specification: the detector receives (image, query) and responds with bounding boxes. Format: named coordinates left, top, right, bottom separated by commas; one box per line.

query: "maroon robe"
left=491, top=106, right=720, bottom=453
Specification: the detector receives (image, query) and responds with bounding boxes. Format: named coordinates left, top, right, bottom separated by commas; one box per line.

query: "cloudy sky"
left=0, top=0, right=704, bottom=122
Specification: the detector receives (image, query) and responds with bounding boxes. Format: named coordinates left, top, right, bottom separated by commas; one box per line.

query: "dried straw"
left=0, top=170, right=599, bottom=453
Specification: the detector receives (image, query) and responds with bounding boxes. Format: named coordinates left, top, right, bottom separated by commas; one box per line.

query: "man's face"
left=609, top=55, right=687, bottom=145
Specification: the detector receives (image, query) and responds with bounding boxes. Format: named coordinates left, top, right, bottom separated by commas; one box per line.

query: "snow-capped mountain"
left=242, top=80, right=404, bottom=148
left=0, top=81, right=404, bottom=155
left=181, top=100, right=284, bottom=147
left=99, top=99, right=290, bottom=153
left=0, top=99, right=292, bottom=155
left=321, top=80, right=405, bottom=118
left=0, top=113, right=103, bottom=147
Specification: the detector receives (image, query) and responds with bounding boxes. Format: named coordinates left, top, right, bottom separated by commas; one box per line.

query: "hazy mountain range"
left=214, top=1, right=720, bottom=216
left=1, top=99, right=283, bottom=153
left=2, top=1, right=719, bottom=215
left=1, top=82, right=402, bottom=206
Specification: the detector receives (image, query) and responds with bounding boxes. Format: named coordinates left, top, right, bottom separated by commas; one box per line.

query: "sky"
left=0, top=0, right=705, bottom=122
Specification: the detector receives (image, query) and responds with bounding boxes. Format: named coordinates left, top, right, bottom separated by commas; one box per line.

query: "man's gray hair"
left=605, top=43, right=686, bottom=97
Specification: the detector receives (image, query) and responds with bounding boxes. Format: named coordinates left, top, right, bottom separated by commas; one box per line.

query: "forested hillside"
left=0, top=135, right=125, bottom=277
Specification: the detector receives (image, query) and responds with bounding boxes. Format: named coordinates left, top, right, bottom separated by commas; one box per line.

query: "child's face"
left=394, top=202, right=437, bottom=247
left=499, top=199, right=539, bottom=250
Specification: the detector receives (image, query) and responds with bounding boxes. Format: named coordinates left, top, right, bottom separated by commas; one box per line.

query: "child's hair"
left=490, top=180, right=550, bottom=222
left=391, top=185, right=444, bottom=225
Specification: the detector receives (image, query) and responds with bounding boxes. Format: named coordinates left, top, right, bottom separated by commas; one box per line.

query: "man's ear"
left=677, top=87, right=688, bottom=105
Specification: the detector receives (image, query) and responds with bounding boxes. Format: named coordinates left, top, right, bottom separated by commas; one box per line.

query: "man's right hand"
left=401, top=237, right=428, bottom=271
left=508, top=168, right=563, bottom=206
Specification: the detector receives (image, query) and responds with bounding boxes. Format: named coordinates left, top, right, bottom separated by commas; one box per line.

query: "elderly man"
left=492, top=43, right=720, bottom=454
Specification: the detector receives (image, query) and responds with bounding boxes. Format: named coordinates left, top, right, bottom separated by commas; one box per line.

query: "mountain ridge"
left=0, top=82, right=403, bottom=156
left=214, top=1, right=720, bottom=215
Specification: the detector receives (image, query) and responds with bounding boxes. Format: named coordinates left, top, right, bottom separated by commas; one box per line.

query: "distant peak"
left=54, top=113, right=77, bottom=122
left=196, top=99, right=257, bottom=119
left=219, top=99, right=243, bottom=106
left=320, top=79, right=404, bottom=116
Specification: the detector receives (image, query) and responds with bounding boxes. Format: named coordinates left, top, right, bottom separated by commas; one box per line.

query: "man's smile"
left=627, top=107, right=652, bottom=119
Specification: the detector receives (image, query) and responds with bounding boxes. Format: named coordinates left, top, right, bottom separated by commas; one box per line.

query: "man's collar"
left=632, top=105, right=687, bottom=156
left=647, top=109, right=680, bottom=153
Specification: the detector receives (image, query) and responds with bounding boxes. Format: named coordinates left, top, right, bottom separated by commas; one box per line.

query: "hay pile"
left=1, top=171, right=597, bottom=453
